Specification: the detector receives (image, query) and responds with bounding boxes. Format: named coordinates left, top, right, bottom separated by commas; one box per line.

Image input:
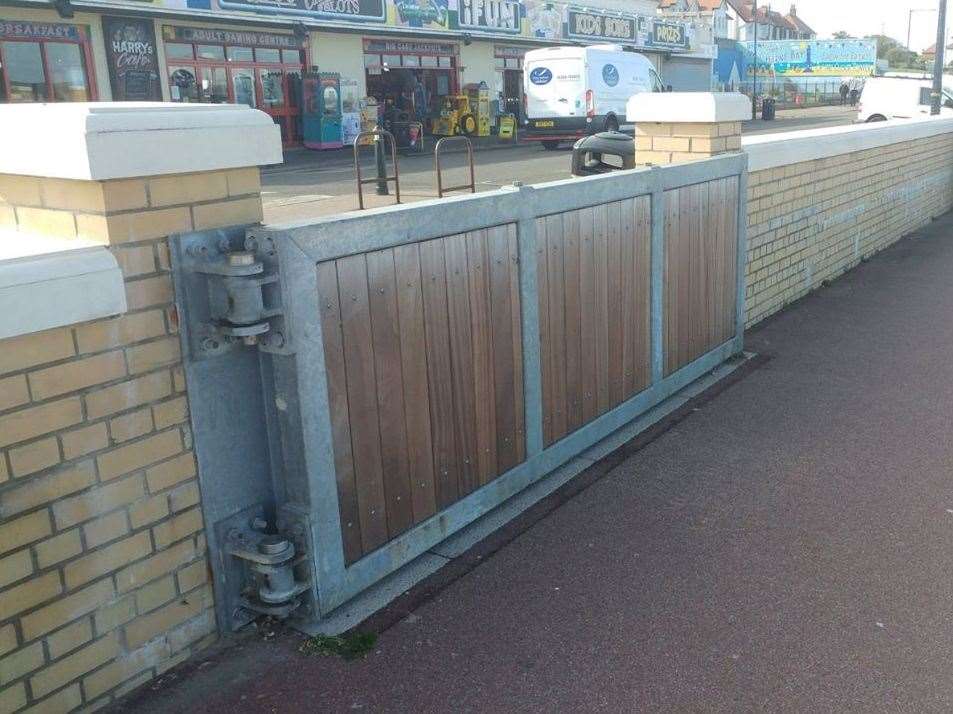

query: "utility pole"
left=931, top=0, right=947, bottom=114
left=752, top=0, right=758, bottom=117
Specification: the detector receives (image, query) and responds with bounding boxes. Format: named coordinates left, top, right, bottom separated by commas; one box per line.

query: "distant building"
left=724, top=1, right=815, bottom=42
left=922, top=42, right=953, bottom=62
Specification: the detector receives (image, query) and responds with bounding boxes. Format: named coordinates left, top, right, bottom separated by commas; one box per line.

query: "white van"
left=523, top=45, right=664, bottom=149
left=858, top=76, right=953, bottom=122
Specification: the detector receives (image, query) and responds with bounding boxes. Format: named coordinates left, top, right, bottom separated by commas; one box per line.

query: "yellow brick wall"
left=0, top=168, right=263, bottom=713
left=744, top=134, right=953, bottom=326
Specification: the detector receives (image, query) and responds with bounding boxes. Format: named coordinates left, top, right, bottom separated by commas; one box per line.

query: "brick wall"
left=0, top=168, right=262, bottom=713
left=744, top=133, right=953, bottom=326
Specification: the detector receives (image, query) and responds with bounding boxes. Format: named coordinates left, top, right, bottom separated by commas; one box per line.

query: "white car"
left=858, top=76, right=953, bottom=122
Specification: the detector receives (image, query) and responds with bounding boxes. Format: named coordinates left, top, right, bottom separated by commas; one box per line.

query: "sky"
left=779, top=0, right=949, bottom=51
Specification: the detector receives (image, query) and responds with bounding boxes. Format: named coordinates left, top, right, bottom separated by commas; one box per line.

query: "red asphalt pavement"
left=120, top=210, right=953, bottom=713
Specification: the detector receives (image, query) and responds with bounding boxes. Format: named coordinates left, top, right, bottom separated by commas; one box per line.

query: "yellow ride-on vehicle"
left=432, top=95, right=478, bottom=136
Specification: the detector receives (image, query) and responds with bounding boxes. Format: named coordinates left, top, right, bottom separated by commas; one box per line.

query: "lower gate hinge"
left=226, top=527, right=312, bottom=624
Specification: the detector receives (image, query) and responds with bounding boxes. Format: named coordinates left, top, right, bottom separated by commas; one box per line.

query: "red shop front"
left=0, top=20, right=97, bottom=103
left=162, top=24, right=308, bottom=146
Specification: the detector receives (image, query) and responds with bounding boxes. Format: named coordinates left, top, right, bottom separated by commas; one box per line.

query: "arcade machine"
left=302, top=72, right=343, bottom=150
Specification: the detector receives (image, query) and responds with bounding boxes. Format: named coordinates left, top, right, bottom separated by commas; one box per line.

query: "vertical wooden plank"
left=686, top=183, right=701, bottom=366
left=508, top=224, right=526, bottom=464
left=444, top=233, right=480, bottom=496
left=664, top=187, right=680, bottom=376
left=576, top=206, right=596, bottom=425
left=365, top=249, right=414, bottom=538
left=536, top=217, right=552, bottom=447
left=418, top=238, right=460, bottom=509
left=697, top=181, right=712, bottom=359
left=593, top=202, right=611, bottom=415
left=316, top=261, right=363, bottom=564
left=619, top=198, right=635, bottom=400
left=393, top=244, right=437, bottom=525
left=606, top=200, right=624, bottom=408
left=707, top=178, right=722, bottom=348
left=466, top=230, right=498, bottom=486
left=334, top=254, right=389, bottom=553
left=636, top=195, right=652, bottom=390
left=488, top=226, right=518, bottom=474
left=546, top=213, right=567, bottom=443
left=680, top=185, right=696, bottom=369
left=563, top=209, right=584, bottom=432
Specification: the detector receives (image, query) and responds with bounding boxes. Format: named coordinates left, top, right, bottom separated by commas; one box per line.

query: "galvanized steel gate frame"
left=172, top=152, right=748, bottom=630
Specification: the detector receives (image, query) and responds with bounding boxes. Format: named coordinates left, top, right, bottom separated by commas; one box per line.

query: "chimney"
left=789, top=4, right=796, bottom=15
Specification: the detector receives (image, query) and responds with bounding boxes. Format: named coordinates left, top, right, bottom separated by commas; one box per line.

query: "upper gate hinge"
left=173, top=228, right=291, bottom=361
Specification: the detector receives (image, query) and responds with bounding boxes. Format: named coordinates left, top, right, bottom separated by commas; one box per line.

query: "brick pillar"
left=0, top=104, right=280, bottom=714
left=626, top=92, right=751, bottom=166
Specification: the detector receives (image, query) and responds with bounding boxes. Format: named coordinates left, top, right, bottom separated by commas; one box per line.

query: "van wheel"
left=541, top=140, right=561, bottom=150
left=866, top=114, right=887, bottom=122
left=604, top=115, right=619, bottom=132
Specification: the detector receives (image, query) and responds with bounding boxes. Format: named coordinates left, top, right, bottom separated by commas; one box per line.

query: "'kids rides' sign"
left=741, top=39, right=877, bottom=78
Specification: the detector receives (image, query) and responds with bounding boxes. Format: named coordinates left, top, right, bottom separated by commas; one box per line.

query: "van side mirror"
left=944, top=98, right=953, bottom=109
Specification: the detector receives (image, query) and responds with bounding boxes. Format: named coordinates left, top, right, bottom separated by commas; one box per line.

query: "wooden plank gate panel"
left=537, top=196, right=653, bottom=446
left=318, top=228, right=526, bottom=563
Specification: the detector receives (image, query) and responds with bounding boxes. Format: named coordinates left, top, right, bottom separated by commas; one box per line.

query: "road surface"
left=262, top=105, right=857, bottom=222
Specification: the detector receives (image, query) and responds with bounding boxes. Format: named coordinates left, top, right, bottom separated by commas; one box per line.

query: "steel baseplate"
left=171, top=226, right=292, bottom=362
left=213, top=504, right=269, bottom=631
left=277, top=504, right=319, bottom=624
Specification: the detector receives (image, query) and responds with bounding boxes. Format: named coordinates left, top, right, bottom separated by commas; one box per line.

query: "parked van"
left=523, top=45, right=665, bottom=149
left=858, top=76, right=953, bottom=122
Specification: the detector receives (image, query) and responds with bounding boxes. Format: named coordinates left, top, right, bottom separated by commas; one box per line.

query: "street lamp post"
left=752, top=0, right=758, bottom=117
left=931, top=0, right=948, bottom=114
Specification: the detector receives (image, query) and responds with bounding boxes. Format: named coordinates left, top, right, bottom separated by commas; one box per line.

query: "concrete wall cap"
left=0, top=235, right=126, bottom=339
left=0, top=102, right=283, bottom=180
left=743, top=115, right=953, bottom=171
left=627, top=92, right=752, bottom=123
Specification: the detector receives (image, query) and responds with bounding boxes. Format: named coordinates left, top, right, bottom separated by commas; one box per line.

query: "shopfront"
left=363, top=37, right=458, bottom=131
left=494, top=44, right=525, bottom=119
left=0, top=20, right=96, bottom=102
left=161, top=25, right=306, bottom=145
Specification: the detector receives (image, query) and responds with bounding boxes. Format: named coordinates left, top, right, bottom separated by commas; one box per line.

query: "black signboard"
left=162, top=25, right=305, bottom=48
left=217, top=0, right=385, bottom=23
left=103, top=17, right=162, bottom=101
left=648, top=20, right=688, bottom=50
left=566, top=9, right=636, bottom=42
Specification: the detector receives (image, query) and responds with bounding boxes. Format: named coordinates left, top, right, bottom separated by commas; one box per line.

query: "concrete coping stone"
left=0, top=102, right=283, bottom=181
left=627, top=92, right=752, bottom=123
left=742, top=114, right=953, bottom=171
left=0, top=232, right=126, bottom=340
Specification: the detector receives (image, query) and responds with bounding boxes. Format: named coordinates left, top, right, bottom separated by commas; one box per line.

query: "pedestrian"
left=848, top=77, right=862, bottom=107
left=839, top=80, right=849, bottom=105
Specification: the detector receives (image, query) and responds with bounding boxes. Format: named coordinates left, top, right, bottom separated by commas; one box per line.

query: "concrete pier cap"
left=626, top=92, right=752, bottom=165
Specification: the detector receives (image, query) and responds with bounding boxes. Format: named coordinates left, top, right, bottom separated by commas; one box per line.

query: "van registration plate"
left=535, top=120, right=555, bottom=128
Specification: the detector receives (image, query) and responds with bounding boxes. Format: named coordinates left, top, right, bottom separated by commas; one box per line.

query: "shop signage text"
left=648, top=20, right=687, bottom=49
left=363, top=37, right=457, bottom=55
left=162, top=24, right=305, bottom=47
left=494, top=44, right=526, bottom=58
left=0, top=21, right=82, bottom=41
left=217, top=0, right=386, bottom=23
left=458, top=0, right=521, bottom=33
left=566, top=10, right=636, bottom=42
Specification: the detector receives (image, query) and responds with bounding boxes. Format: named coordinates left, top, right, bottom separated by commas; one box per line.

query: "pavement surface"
left=261, top=106, right=857, bottom=221
left=119, top=205, right=953, bottom=712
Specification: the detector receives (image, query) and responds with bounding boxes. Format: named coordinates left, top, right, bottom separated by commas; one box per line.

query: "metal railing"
left=352, top=129, right=401, bottom=210
left=434, top=136, right=476, bottom=198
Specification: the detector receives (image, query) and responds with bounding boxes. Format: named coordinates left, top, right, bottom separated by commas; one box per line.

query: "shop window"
left=259, top=69, right=284, bottom=107
left=403, top=55, right=420, bottom=68
left=46, top=43, right=89, bottom=101
left=256, top=48, right=281, bottom=63
left=383, top=54, right=402, bottom=68
left=281, top=50, right=301, bottom=64
left=3, top=42, right=47, bottom=102
left=204, top=66, right=228, bottom=102
left=168, top=65, right=199, bottom=102
left=165, top=43, right=194, bottom=60
left=421, top=56, right=438, bottom=68
left=197, top=44, right=225, bottom=61
left=232, top=68, right=256, bottom=106
left=227, top=46, right=254, bottom=62
left=364, top=53, right=381, bottom=68
left=438, top=56, right=452, bottom=68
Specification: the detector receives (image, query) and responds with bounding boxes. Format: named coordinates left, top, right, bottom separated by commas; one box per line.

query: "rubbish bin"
left=571, top=131, right=635, bottom=176
left=762, top=97, right=776, bottom=121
